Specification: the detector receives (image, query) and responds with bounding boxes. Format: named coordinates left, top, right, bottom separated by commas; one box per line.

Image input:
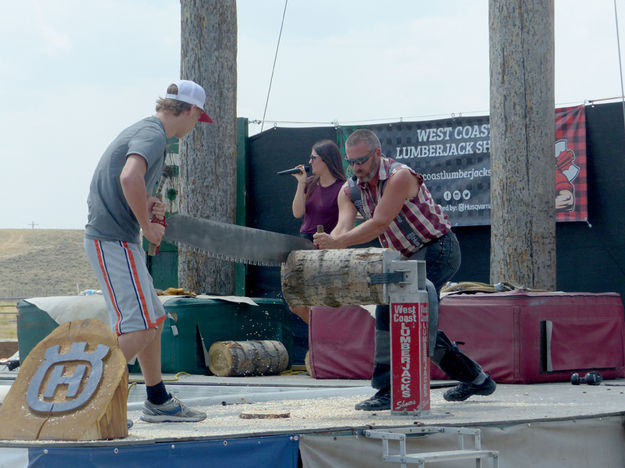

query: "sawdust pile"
left=124, top=391, right=442, bottom=441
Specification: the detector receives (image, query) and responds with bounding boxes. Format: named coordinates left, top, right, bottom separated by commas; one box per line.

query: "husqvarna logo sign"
left=26, top=342, right=110, bottom=413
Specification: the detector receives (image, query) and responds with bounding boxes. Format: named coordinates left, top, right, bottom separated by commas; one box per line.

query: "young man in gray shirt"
left=85, top=80, right=212, bottom=423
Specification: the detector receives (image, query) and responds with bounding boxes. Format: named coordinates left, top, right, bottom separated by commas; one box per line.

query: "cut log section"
left=0, top=318, right=128, bottom=441
left=208, top=340, right=289, bottom=377
left=281, top=247, right=394, bottom=307
left=239, top=411, right=290, bottom=419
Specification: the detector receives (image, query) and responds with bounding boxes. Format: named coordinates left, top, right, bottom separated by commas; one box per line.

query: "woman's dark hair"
left=306, top=140, right=346, bottom=195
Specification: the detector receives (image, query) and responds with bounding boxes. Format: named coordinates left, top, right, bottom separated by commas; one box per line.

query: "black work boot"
left=443, top=376, right=496, bottom=402
left=355, top=388, right=391, bottom=411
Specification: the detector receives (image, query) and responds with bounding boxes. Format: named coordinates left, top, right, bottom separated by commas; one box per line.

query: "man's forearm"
left=334, top=218, right=386, bottom=248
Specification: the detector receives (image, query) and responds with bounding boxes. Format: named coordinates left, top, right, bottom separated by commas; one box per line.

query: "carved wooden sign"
left=0, top=319, right=128, bottom=440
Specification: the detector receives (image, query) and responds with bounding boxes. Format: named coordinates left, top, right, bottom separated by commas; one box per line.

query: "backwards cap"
left=165, top=80, right=213, bottom=123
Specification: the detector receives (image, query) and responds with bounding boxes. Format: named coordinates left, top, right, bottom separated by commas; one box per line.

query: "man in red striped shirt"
left=314, top=129, right=496, bottom=411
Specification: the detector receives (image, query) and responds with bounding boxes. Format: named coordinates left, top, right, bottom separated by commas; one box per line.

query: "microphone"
left=276, top=165, right=311, bottom=176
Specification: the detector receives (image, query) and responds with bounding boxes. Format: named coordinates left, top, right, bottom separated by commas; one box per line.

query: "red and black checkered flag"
left=555, top=105, right=587, bottom=222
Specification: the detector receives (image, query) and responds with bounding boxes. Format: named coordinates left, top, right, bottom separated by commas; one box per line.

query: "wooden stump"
left=208, top=340, right=289, bottom=377
left=281, top=247, right=396, bottom=307
left=0, top=318, right=128, bottom=440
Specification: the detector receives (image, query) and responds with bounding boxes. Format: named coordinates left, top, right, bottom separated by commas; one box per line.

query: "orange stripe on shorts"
left=121, top=241, right=155, bottom=327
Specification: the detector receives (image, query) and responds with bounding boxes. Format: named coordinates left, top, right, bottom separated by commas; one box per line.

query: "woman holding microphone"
left=289, top=139, right=346, bottom=322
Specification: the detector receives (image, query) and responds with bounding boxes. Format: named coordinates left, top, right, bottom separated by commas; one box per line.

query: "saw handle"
left=147, top=170, right=171, bottom=257
left=316, top=225, right=324, bottom=249
left=147, top=215, right=167, bottom=256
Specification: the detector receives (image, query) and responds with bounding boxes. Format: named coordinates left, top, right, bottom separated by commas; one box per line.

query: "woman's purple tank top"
left=300, top=179, right=344, bottom=234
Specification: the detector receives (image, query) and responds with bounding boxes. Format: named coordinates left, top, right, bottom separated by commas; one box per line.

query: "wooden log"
left=0, top=318, right=128, bottom=440
left=208, top=340, right=289, bottom=377
left=281, top=247, right=393, bottom=307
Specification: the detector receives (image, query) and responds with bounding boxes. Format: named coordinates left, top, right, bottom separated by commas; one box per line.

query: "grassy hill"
left=0, top=229, right=100, bottom=298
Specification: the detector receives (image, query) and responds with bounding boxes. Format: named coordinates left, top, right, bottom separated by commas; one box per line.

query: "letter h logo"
left=26, top=342, right=110, bottom=413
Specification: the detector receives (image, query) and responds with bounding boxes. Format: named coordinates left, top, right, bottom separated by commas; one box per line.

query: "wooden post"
left=0, top=319, right=128, bottom=440
left=178, top=0, right=238, bottom=294
left=281, top=248, right=391, bottom=307
left=489, top=0, right=556, bottom=290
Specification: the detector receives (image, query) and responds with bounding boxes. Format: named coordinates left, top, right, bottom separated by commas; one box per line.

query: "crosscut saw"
left=162, top=214, right=314, bottom=266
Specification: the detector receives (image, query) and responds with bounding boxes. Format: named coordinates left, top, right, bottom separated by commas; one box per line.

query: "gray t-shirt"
left=85, top=116, right=166, bottom=243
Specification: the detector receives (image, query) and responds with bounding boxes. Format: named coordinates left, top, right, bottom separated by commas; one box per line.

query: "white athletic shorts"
left=84, top=238, right=165, bottom=335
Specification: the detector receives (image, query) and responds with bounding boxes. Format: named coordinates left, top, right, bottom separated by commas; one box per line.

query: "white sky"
left=1, top=0, right=624, bottom=229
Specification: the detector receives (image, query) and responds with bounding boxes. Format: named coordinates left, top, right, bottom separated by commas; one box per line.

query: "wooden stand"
left=0, top=318, right=128, bottom=440
left=282, top=248, right=431, bottom=415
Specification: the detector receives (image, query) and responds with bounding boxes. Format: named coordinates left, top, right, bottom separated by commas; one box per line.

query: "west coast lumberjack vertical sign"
left=390, top=303, right=430, bottom=414
left=387, top=259, right=430, bottom=415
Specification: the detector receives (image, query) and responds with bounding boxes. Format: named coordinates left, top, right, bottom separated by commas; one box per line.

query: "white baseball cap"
left=165, top=79, right=213, bottom=123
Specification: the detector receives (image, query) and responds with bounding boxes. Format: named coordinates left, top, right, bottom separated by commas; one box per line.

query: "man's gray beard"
left=357, top=165, right=377, bottom=183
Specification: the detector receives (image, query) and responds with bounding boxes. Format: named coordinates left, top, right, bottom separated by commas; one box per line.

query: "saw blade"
left=163, top=214, right=314, bottom=266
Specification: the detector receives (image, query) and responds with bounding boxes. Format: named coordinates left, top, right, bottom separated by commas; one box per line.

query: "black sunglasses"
left=345, top=150, right=374, bottom=166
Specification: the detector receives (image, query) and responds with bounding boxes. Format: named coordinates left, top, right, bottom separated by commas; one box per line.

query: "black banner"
left=339, top=116, right=492, bottom=226
left=337, top=106, right=587, bottom=227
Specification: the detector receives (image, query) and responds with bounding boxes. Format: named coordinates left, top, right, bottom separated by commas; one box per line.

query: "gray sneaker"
left=141, top=395, right=207, bottom=423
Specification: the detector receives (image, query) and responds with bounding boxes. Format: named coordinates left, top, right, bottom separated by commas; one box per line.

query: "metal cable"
left=260, top=0, right=289, bottom=133
left=613, top=0, right=625, bottom=138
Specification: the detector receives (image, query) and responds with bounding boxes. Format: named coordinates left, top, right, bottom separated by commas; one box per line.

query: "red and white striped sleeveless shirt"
left=346, top=157, right=451, bottom=257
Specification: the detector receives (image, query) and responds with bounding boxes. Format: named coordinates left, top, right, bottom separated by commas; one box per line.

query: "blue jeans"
left=415, top=230, right=462, bottom=295
left=372, top=230, right=476, bottom=390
